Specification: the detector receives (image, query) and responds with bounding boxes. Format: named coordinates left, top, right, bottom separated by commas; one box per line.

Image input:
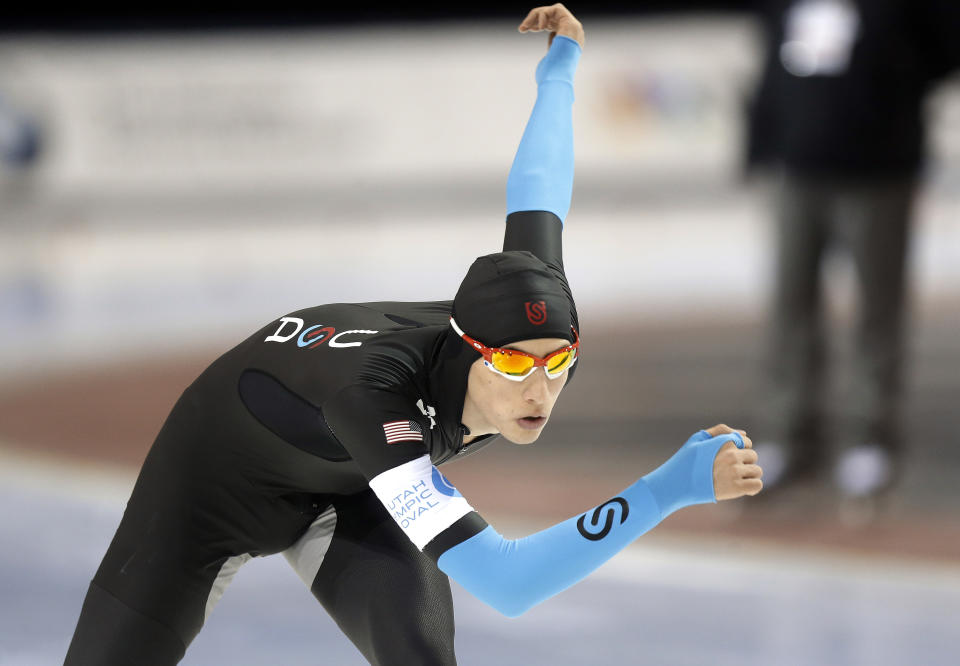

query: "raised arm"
left=503, top=5, right=583, bottom=268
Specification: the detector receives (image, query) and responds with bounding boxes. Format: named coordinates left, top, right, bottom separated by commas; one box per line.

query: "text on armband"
left=387, top=480, right=440, bottom=529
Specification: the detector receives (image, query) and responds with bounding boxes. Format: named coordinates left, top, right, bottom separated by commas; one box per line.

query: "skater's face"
left=463, top=337, right=571, bottom=445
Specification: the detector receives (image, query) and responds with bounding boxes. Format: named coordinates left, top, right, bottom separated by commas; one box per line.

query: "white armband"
left=369, top=455, right=474, bottom=549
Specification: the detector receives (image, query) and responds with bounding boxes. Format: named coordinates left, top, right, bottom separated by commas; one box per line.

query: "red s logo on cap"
left=525, top=301, right=547, bottom=325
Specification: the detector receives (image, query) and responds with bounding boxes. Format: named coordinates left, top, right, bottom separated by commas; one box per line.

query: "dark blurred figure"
left=0, top=94, right=42, bottom=169
left=745, top=0, right=959, bottom=503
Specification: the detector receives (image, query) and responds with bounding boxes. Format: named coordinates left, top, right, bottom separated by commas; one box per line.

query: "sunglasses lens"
left=546, top=349, right=574, bottom=375
left=492, top=351, right=535, bottom=376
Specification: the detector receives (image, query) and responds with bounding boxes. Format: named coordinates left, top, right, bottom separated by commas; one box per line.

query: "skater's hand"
left=708, top=424, right=763, bottom=500
left=518, top=4, right=584, bottom=48
left=642, top=425, right=762, bottom=515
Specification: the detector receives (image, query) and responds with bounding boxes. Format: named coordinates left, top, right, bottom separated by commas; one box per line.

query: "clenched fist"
left=518, top=3, right=584, bottom=47
left=707, top=424, right=763, bottom=500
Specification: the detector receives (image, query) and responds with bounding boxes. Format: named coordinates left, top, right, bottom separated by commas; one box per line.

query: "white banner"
left=0, top=19, right=759, bottom=197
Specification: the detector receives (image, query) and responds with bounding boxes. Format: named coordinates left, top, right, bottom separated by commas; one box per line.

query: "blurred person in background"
left=65, top=6, right=762, bottom=665
left=0, top=93, right=42, bottom=170
left=746, top=0, right=959, bottom=504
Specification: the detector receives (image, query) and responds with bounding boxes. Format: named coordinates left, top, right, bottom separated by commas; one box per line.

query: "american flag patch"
left=382, top=420, right=423, bottom=445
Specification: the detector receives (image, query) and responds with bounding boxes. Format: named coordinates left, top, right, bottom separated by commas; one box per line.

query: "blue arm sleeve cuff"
left=505, top=35, right=581, bottom=223
left=435, top=431, right=743, bottom=617
left=642, top=431, right=743, bottom=517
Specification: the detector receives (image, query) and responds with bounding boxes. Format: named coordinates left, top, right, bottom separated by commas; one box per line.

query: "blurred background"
left=0, top=3, right=958, bottom=664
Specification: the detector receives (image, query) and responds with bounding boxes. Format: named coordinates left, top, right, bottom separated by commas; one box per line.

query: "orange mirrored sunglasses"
left=449, top=317, right=580, bottom=381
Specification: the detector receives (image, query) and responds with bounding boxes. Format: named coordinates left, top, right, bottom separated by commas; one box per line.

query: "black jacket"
left=746, top=0, right=960, bottom=177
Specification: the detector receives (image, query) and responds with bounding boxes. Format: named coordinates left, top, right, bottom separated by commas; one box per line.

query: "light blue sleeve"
left=437, top=431, right=743, bottom=617
left=505, top=35, right=581, bottom=223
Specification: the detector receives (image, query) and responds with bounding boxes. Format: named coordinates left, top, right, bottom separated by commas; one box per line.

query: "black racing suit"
left=65, top=211, right=573, bottom=666
left=66, top=35, right=583, bottom=666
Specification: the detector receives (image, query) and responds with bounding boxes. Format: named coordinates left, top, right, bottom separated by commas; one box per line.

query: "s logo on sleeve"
left=576, top=497, right=629, bottom=541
